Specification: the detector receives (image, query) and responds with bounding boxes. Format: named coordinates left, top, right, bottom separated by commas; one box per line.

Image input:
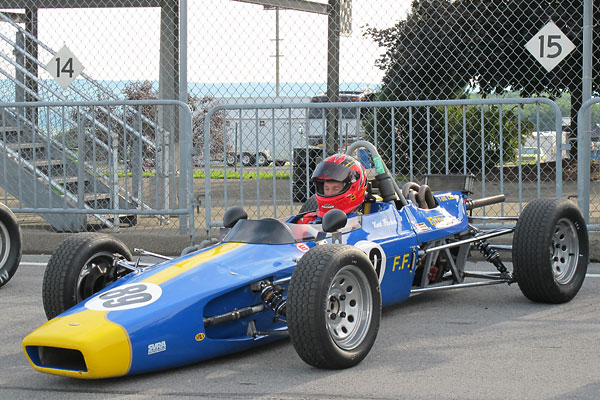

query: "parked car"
left=519, top=147, right=547, bottom=164
left=226, top=150, right=286, bottom=167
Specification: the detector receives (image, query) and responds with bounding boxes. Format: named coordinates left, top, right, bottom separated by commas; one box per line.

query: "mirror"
left=322, top=209, right=347, bottom=233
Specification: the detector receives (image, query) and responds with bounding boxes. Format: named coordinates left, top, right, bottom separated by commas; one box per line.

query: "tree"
left=363, top=103, right=532, bottom=176
left=365, top=0, right=600, bottom=158
left=188, top=95, right=231, bottom=160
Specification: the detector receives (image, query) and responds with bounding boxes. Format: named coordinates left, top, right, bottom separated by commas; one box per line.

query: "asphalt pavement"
left=1, top=256, right=599, bottom=400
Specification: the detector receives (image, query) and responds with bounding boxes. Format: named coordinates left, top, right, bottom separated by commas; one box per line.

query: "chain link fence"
left=0, top=1, right=598, bottom=239
left=200, top=98, right=564, bottom=234
left=0, top=100, right=194, bottom=237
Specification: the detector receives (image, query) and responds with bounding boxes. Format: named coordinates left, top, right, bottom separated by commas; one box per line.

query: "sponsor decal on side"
left=148, top=340, right=167, bottom=355
left=415, top=222, right=430, bottom=233
left=296, top=243, right=310, bottom=252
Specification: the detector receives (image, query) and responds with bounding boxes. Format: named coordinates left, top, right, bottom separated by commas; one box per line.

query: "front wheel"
left=287, top=244, right=381, bottom=369
left=0, top=203, right=22, bottom=288
left=42, top=233, right=133, bottom=319
left=512, top=198, right=589, bottom=303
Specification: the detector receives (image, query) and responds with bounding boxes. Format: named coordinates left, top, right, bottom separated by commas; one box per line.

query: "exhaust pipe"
left=465, top=194, right=505, bottom=210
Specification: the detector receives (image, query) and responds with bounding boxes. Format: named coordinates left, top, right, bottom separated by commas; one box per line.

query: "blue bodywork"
left=23, top=191, right=468, bottom=378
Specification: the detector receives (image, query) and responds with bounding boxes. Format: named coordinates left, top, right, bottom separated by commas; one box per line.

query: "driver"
left=297, top=153, right=368, bottom=224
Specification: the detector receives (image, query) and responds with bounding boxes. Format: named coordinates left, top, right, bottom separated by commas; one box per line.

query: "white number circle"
left=354, top=240, right=386, bottom=283
left=85, top=283, right=162, bottom=311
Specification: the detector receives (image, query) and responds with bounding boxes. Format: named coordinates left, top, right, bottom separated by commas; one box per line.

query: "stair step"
left=58, top=176, right=81, bottom=183
left=84, top=193, right=111, bottom=201
left=7, top=142, right=47, bottom=150
left=33, top=159, right=63, bottom=167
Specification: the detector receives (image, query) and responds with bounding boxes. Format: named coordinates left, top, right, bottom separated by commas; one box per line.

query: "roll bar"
left=346, top=140, right=409, bottom=207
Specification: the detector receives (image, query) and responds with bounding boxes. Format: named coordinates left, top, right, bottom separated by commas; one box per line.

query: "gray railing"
left=202, top=98, right=564, bottom=235
left=577, top=97, right=600, bottom=227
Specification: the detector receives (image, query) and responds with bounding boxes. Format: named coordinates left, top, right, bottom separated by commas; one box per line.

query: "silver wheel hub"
left=75, top=252, right=114, bottom=302
left=326, top=264, right=373, bottom=350
left=551, top=218, right=579, bottom=285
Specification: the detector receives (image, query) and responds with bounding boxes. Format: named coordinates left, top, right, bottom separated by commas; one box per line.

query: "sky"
left=0, top=0, right=409, bottom=85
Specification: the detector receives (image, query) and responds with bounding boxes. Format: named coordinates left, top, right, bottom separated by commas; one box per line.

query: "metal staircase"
left=0, top=12, right=168, bottom=231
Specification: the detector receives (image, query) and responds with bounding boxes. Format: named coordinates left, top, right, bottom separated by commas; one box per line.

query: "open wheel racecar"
left=23, top=141, right=589, bottom=379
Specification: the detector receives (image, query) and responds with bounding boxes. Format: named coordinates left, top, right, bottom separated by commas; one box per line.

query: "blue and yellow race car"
left=22, top=141, right=589, bottom=379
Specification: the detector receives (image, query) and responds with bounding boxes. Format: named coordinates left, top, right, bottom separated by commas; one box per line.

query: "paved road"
left=2, top=256, right=599, bottom=400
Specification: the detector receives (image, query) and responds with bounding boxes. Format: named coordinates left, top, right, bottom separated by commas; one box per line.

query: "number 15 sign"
left=44, top=45, right=84, bottom=90
left=525, top=21, right=575, bottom=73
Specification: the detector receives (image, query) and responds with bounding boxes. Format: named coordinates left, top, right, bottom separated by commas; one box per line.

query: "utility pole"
left=326, top=0, right=340, bottom=154
left=270, top=6, right=282, bottom=97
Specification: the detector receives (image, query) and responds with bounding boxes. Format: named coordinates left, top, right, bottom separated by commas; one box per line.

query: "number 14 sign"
left=44, top=45, right=84, bottom=90
left=525, top=21, right=575, bottom=73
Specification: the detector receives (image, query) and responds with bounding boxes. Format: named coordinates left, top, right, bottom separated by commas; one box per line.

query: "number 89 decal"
left=85, top=283, right=162, bottom=311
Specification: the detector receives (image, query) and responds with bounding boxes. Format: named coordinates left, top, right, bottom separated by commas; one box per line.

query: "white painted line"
left=587, top=273, right=600, bottom=278
left=20, top=262, right=48, bottom=266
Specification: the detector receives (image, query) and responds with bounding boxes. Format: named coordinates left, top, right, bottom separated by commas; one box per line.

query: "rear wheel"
left=42, top=233, right=133, bottom=319
left=512, top=198, right=588, bottom=303
left=287, top=244, right=381, bottom=369
left=0, top=203, right=22, bottom=288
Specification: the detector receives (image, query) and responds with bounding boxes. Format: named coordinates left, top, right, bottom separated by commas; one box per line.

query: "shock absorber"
left=260, top=283, right=286, bottom=317
left=476, top=240, right=508, bottom=275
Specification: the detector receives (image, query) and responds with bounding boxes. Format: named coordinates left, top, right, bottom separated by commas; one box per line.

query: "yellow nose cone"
left=22, top=310, right=131, bottom=379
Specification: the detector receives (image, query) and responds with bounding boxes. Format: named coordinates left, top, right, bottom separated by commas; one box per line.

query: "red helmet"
left=311, top=154, right=368, bottom=217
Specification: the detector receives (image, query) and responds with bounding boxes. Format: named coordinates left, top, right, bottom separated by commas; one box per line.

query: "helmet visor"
left=311, top=161, right=354, bottom=183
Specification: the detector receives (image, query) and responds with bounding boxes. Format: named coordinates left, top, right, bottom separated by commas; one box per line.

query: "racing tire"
left=42, top=233, right=133, bottom=319
left=512, top=198, right=589, bottom=304
left=298, top=195, right=318, bottom=214
left=0, top=203, right=22, bottom=288
left=287, top=244, right=381, bottom=369
left=257, top=152, right=271, bottom=167
left=241, top=152, right=254, bottom=167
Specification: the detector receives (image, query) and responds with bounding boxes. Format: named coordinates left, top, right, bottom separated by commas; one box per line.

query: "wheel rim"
left=258, top=155, right=267, bottom=165
left=326, top=264, right=373, bottom=350
left=75, top=251, right=115, bottom=302
left=241, top=154, right=251, bottom=165
left=551, top=217, right=579, bottom=285
left=0, top=220, right=9, bottom=268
